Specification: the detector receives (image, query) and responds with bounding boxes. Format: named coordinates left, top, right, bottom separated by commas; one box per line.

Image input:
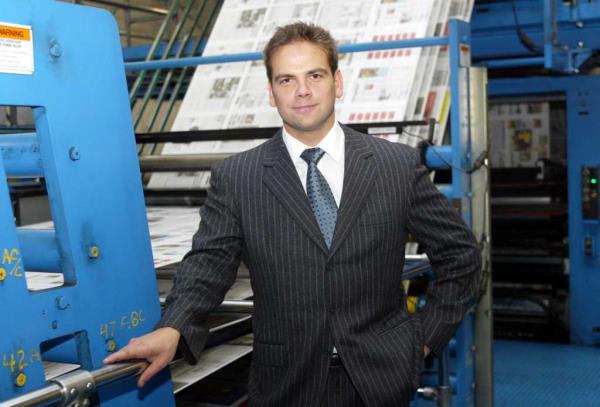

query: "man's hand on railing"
left=103, top=327, right=181, bottom=387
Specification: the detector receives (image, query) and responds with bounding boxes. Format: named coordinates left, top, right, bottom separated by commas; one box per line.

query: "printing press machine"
left=5, top=0, right=600, bottom=404
left=471, top=0, right=600, bottom=346
left=0, top=1, right=491, bottom=406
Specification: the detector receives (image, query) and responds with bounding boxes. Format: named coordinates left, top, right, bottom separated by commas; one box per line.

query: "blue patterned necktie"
left=301, top=148, right=338, bottom=248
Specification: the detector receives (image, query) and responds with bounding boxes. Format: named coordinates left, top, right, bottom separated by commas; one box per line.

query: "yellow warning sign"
left=0, top=21, right=34, bottom=75
left=0, top=25, right=31, bottom=41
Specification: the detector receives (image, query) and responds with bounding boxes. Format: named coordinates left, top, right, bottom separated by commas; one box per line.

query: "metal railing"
left=0, top=362, right=146, bottom=407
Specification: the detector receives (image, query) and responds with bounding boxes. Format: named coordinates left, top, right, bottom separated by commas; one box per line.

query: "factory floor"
left=494, top=339, right=600, bottom=407
left=413, top=339, right=600, bottom=407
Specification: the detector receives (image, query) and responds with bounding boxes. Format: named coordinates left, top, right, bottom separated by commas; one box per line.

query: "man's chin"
left=284, top=117, right=331, bottom=135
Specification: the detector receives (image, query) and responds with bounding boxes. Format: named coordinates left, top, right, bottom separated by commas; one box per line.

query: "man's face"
left=268, top=41, right=343, bottom=144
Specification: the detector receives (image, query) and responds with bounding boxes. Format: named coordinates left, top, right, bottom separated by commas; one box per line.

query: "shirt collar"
left=282, top=120, right=345, bottom=164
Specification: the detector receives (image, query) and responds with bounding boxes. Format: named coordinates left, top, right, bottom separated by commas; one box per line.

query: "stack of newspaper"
left=148, top=0, right=474, bottom=190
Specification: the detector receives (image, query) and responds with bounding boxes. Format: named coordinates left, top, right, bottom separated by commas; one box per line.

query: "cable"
left=512, top=0, right=542, bottom=53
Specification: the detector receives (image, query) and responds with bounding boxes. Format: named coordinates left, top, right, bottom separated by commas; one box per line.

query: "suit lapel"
left=328, top=127, right=377, bottom=258
left=262, top=131, right=329, bottom=254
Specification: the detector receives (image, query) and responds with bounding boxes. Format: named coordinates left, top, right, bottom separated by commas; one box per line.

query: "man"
left=105, top=22, right=481, bottom=406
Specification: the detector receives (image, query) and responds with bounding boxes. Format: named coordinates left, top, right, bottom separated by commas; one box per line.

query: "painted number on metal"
left=2, top=349, right=41, bottom=373
left=1, top=248, right=23, bottom=279
left=100, top=309, right=145, bottom=339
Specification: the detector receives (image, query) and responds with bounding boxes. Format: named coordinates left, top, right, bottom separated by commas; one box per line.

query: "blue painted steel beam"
left=0, top=134, right=43, bottom=178
left=425, top=146, right=452, bottom=170
left=480, top=56, right=544, bottom=68
left=125, top=36, right=450, bottom=71
left=471, top=0, right=600, bottom=64
left=448, top=19, right=471, bottom=203
left=16, top=229, right=61, bottom=273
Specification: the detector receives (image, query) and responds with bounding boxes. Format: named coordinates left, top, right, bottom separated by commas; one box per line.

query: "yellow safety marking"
left=15, top=372, right=26, bottom=387
left=407, top=296, right=419, bottom=314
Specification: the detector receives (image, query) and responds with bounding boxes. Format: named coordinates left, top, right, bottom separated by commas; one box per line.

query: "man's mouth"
left=293, top=104, right=316, bottom=113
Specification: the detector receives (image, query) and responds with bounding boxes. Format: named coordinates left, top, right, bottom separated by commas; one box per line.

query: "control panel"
left=582, top=166, right=599, bottom=220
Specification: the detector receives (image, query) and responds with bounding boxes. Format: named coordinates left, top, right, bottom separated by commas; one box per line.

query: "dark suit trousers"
left=320, top=359, right=365, bottom=407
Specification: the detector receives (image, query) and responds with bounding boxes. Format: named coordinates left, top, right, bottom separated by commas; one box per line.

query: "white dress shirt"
left=282, top=121, right=345, bottom=207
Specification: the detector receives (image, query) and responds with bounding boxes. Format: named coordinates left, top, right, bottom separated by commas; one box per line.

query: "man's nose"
left=296, top=80, right=311, bottom=97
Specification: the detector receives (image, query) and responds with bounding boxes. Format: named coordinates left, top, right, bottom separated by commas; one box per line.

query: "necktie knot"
left=301, top=148, right=326, bottom=165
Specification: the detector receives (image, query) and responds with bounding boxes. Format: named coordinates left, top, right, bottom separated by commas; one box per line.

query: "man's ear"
left=334, top=69, right=344, bottom=99
left=268, top=82, right=276, bottom=107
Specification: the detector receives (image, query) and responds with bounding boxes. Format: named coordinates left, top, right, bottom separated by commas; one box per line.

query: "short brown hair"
left=263, top=22, right=338, bottom=82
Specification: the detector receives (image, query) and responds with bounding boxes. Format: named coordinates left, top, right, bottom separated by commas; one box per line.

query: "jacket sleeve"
left=406, top=151, right=481, bottom=356
left=156, top=162, right=244, bottom=363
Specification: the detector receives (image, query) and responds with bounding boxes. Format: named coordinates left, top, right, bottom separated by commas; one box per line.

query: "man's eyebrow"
left=307, top=68, right=328, bottom=75
left=273, top=68, right=329, bottom=82
left=273, top=73, right=292, bottom=82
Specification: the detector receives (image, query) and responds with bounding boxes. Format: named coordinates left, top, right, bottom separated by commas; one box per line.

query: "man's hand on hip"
left=103, top=327, right=181, bottom=387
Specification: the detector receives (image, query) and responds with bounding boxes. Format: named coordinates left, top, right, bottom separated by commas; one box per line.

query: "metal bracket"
left=417, top=386, right=452, bottom=407
left=49, top=370, right=96, bottom=407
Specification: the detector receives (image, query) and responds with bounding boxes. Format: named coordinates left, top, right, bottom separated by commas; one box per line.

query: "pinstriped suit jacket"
left=158, top=125, right=481, bottom=406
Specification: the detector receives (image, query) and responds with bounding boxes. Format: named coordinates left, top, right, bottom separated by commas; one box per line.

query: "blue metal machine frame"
left=0, top=1, right=174, bottom=404
left=472, top=0, right=600, bottom=72
left=488, top=75, right=600, bottom=346
left=126, top=19, right=482, bottom=407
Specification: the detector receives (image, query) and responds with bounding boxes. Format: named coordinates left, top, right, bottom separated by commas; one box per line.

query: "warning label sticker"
left=0, top=22, right=34, bottom=75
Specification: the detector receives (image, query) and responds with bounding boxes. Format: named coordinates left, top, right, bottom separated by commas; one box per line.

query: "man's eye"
left=310, top=73, right=323, bottom=79
left=279, top=78, right=291, bottom=85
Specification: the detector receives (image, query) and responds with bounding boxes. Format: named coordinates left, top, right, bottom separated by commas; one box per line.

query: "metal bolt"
left=52, top=320, right=58, bottom=329
left=49, top=42, right=62, bottom=58
left=576, top=20, right=584, bottom=28
left=86, top=382, right=94, bottom=390
left=578, top=41, right=584, bottom=49
left=88, top=245, right=100, bottom=259
left=70, top=388, right=77, bottom=396
left=69, top=147, right=80, bottom=161
left=106, top=340, right=116, bottom=352
left=55, top=296, right=69, bottom=310
left=15, top=373, right=27, bottom=387
left=82, top=400, right=90, bottom=407
left=0, top=268, right=6, bottom=281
